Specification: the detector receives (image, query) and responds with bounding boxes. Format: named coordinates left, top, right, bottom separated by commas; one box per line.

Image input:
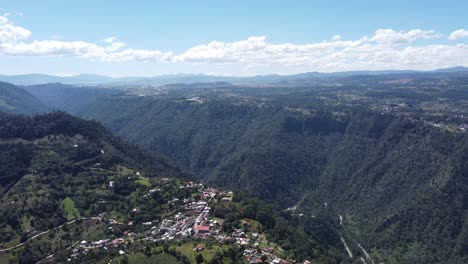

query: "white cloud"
left=449, top=29, right=468, bottom=40
left=0, top=18, right=162, bottom=62
left=168, top=32, right=467, bottom=71
left=330, top=35, right=341, bottom=41
left=167, top=30, right=468, bottom=71
left=103, top=37, right=117, bottom=43
left=0, top=16, right=467, bottom=72
left=371, top=29, right=442, bottom=44
left=0, top=15, right=8, bottom=25
left=0, top=16, right=31, bottom=44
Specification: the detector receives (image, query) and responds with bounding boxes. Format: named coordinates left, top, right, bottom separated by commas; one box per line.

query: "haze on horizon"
left=0, top=0, right=468, bottom=77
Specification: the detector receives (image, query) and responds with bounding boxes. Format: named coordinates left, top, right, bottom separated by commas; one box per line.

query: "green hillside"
left=0, top=111, right=347, bottom=264
left=79, top=95, right=468, bottom=263
left=0, top=111, right=183, bottom=262
left=0, top=82, right=48, bottom=115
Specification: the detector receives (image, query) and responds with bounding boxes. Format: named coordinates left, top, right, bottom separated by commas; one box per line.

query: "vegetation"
left=22, top=83, right=121, bottom=114
left=2, top=73, right=468, bottom=263
left=135, top=177, right=151, bottom=187
left=0, top=111, right=345, bottom=263
left=0, top=82, right=47, bottom=115
left=0, top=111, right=185, bottom=263
left=62, top=197, right=81, bottom=220
left=74, top=77, right=468, bottom=263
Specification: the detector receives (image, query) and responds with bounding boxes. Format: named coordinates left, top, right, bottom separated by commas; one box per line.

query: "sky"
left=0, top=0, right=467, bottom=77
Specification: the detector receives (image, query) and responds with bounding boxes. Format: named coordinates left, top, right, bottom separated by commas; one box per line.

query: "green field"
left=174, top=243, right=235, bottom=263
left=62, top=197, right=81, bottom=220
left=135, top=177, right=151, bottom=186
left=112, top=252, right=179, bottom=264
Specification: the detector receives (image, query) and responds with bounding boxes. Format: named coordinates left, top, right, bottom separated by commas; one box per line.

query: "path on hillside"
left=0, top=217, right=102, bottom=253
left=337, top=212, right=375, bottom=264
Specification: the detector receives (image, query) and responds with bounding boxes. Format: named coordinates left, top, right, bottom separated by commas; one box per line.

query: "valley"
left=1, top=70, right=468, bottom=263
left=0, top=112, right=345, bottom=264
left=1, top=1, right=467, bottom=263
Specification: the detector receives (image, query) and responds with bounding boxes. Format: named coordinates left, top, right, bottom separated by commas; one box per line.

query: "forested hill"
left=0, top=111, right=180, bottom=181
left=0, top=111, right=183, bottom=260
left=0, top=82, right=48, bottom=115
left=78, top=95, right=468, bottom=263
left=22, top=83, right=123, bottom=114
left=0, top=111, right=352, bottom=264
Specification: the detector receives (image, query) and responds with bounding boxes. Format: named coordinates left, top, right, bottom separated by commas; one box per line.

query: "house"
left=194, top=225, right=210, bottom=235
left=194, top=244, right=205, bottom=251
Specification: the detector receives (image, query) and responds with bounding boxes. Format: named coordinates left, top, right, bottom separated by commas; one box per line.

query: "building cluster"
left=64, top=180, right=310, bottom=263
left=69, top=238, right=126, bottom=260
left=152, top=184, right=224, bottom=241
left=239, top=231, right=297, bottom=264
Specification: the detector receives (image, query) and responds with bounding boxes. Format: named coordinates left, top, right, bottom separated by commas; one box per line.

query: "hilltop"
left=0, top=111, right=346, bottom=264
left=0, top=82, right=47, bottom=115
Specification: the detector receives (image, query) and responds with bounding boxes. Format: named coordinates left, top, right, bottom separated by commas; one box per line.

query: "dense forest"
left=1, top=73, right=468, bottom=263
left=77, top=94, right=468, bottom=263
left=0, top=111, right=350, bottom=264
left=0, top=82, right=48, bottom=115
left=22, top=83, right=122, bottom=114
left=0, top=112, right=182, bottom=262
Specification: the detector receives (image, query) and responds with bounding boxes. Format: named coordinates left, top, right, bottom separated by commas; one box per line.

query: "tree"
left=120, top=256, right=129, bottom=264
left=144, top=245, right=152, bottom=256
left=196, top=253, right=204, bottom=264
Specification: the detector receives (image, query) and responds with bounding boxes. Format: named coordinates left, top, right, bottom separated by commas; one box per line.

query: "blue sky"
left=0, top=0, right=467, bottom=76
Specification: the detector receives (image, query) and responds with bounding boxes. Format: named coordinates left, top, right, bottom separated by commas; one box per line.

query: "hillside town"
left=59, top=179, right=307, bottom=264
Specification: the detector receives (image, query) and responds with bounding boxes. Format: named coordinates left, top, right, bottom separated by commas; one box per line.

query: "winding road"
left=0, top=217, right=102, bottom=253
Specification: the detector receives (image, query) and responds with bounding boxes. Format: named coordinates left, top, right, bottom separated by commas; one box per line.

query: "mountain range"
left=1, top=66, right=467, bottom=86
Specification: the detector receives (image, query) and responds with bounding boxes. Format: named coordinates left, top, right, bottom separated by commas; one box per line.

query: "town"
left=39, top=178, right=311, bottom=264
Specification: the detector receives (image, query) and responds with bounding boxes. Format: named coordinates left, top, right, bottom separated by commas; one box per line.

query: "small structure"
left=194, top=244, right=205, bottom=251
left=194, top=225, right=210, bottom=235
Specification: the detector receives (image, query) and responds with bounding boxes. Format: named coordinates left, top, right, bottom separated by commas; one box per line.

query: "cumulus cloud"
left=103, top=37, right=117, bottom=43
left=169, top=31, right=467, bottom=71
left=371, top=29, right=442, bottom=44
left=0, top=16, right=31, bottom=44
left=330, top=35, right=342, bottom=41
left=449, top=29, right=468, bottom=40
left=0, top=16, right=467, bottom=71
left=0, top=16, right=163, bottom=62
left=0, top=16, right=7, bottom=25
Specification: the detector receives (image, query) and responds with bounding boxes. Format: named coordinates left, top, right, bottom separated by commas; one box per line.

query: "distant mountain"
left=22, top=83, right=123, bottom=114
left=0, top=74, right=117, bottom=85
left=1, top=66, right=467, bottom=85
left=0, top=82, right=48, bottom=114
left=430, top=66, right=468, bottom=73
